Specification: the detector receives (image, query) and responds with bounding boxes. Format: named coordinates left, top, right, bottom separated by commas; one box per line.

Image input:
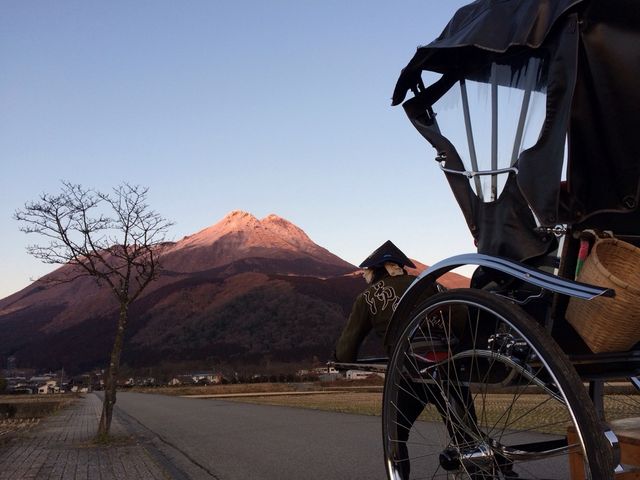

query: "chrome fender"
left=384, top=253, right=614, bottom=347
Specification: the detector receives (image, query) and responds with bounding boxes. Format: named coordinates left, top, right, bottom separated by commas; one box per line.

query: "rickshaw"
left=337, top=0, right=640, bottom=478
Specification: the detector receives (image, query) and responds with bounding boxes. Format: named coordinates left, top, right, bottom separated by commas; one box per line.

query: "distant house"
left=182, top=372, right=222, bottom=385
left=38, top=380, right=59, bottom=394
left=300, top=365, right=343, bottom=382
left=6, top=377, right=33, bottom=394
left=311, top=366, right=339, bottom=375
left=346, top=370, right=384, bottom=380
left=168, top=375, right=195, bottom=386
left=121, top=377, right=156, bottom=387
left=139, top=377, right=156, bottom=386
left=31, top=375, right=58, bottom=394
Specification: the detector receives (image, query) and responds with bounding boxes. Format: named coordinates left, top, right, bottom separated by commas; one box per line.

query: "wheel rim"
left=382, top=292, right=606, bottom=479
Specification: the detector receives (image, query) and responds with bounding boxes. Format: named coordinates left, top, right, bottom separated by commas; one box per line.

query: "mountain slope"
left=0, top=210, right=469, bottom=373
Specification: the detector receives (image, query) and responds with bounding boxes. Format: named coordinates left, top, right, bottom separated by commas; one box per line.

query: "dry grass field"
left=134, top=382, right=304, bottom=397
left=223, top=391, right=570, bottom=432
left=0, top=394, right=78, bottom=440
left=133, top=378, right=383, bottom=397
left=225, top=391, right=384, bottom=416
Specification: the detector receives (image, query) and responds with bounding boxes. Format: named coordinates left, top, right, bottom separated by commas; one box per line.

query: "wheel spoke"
left=382, top=290, right=611, bottom=479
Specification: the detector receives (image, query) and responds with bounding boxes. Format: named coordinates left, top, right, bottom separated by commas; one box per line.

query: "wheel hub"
left=439, top=444, right=495, bottom=471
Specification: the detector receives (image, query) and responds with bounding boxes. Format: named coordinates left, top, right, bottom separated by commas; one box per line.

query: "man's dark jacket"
left=335, top=273, right=417, bottom=362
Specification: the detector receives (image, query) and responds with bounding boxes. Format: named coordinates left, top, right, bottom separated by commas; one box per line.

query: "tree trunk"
left=97, top=302, right=128, bottom=438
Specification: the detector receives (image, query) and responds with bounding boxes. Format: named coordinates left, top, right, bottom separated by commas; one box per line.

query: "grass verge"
left=0, top=393, right=79, bottom=441
left=225, top=392, right=384, bottom=416
left=132, top=378, right=383, bottom=397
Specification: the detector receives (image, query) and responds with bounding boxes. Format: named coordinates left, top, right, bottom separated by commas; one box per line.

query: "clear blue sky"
left=0, top=0, right=474, bottom=299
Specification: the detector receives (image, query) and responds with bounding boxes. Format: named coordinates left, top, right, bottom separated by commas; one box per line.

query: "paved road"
left=115, top=392, right=387, bottom=480
left=115, top=392, right=569, bottom=480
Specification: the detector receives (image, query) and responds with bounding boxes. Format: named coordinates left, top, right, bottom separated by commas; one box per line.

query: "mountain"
left=0, top=211, right=469, bottom=374
left=161, top=210, right=355, bottom=276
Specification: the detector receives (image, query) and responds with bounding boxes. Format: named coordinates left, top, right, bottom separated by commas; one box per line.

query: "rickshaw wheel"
left=382, top=289, right=613, bottom=480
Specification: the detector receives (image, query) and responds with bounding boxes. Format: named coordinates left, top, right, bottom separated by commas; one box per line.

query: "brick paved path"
left=0, top=394, right=170, bottom=480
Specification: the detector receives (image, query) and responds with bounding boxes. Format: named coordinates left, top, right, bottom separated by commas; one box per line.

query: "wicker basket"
left=566, top=237, right=640, bottom=353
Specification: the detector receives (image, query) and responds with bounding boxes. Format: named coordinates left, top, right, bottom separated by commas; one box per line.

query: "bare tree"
left=15, top=181, right=173, bottom=438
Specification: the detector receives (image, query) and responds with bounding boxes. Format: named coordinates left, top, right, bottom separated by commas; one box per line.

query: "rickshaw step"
left=568, top=417, right=640, bottom=479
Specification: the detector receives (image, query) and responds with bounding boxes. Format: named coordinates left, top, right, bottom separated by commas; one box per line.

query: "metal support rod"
left=511, top=88, right=532, bottom=167
left=459, top=79, right=484, bottom=198
left=438, top=164, right=518, bottom=178
left=491, top=64, right=498, bottom=201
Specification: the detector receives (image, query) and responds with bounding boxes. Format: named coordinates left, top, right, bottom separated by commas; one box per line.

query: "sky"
left=0, top=0, right=476, bottom=299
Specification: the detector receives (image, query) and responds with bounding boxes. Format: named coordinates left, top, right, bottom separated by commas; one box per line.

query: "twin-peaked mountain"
left=161, top=210, right=355, bottom=277
left=0, top=211, right=468, bottom=373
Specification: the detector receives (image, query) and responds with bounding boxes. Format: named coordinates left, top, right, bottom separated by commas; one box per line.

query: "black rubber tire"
left=382, top=289, right=613, bottom=479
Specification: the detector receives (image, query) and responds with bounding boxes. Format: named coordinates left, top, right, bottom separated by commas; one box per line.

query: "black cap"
left=359, top=240, right=416, bottom=269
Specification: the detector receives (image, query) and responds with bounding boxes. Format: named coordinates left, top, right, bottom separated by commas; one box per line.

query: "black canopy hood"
left=392, top=0, right=582, bottom=103
left=393, top=0, right=640, bottom=260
